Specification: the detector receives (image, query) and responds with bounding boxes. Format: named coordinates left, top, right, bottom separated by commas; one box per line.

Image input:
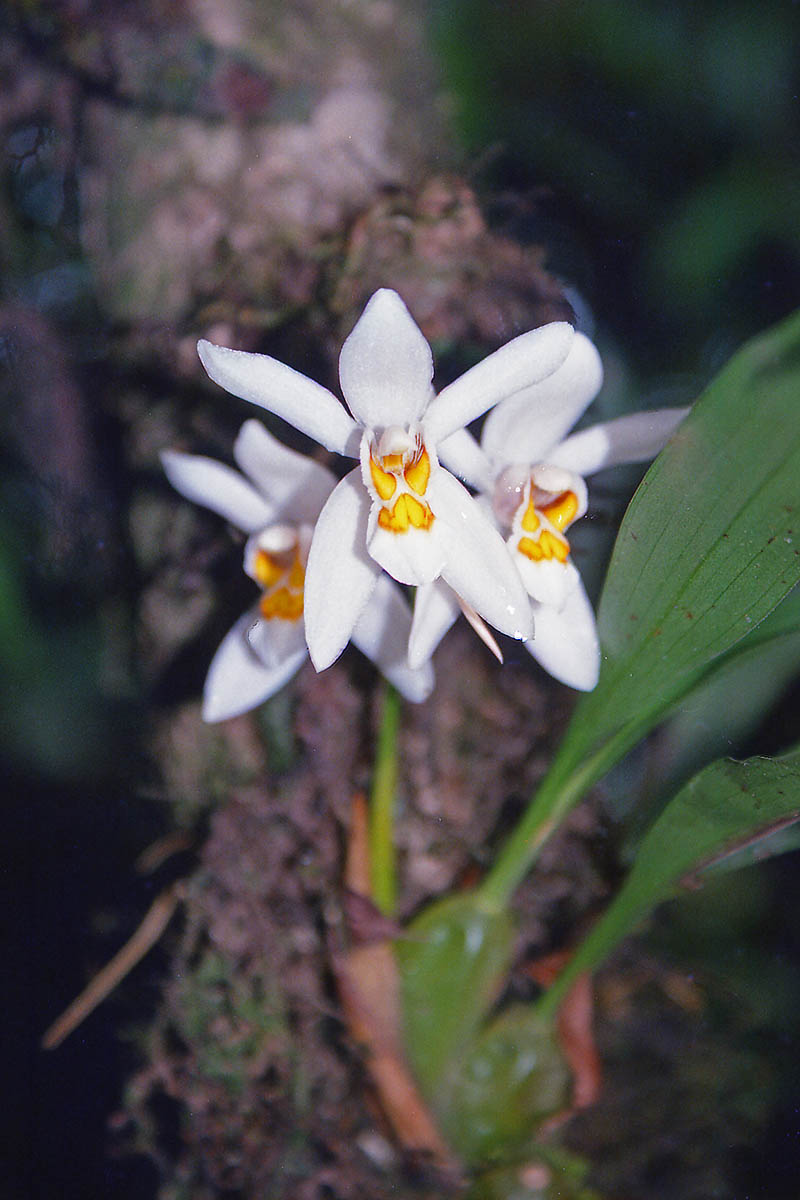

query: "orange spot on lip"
left=521, top=497, right=540, bottom=533
left=369, top=455, right=397, bottom=501
left=518, top=529, right=569, bottom=564
left=541, top=490, right=579, bottom=532
left=256, top=546, right=305, bottom=621
left=254, top=548, right=284, bottom=588
left=404, top=448, right=431, bottom=496
left=260, top=587, right=303, bottom=621
left=378, top=492, right=434, bottom=533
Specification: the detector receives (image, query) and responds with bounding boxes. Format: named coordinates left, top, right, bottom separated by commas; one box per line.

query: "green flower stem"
left=369, top=683, right=402, bottom=915
left=479, top=718, right=646, bottom=912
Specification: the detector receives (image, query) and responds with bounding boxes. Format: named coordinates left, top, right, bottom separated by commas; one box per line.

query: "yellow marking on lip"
left=518, top=529, right=570, bottom=564
left=404, top=448, right=431, bottom=496
left=383, top=452, right=404, bottom=472
left=260, top=587, right=304, bottom=621
left=256, top=547, right=305, bottom=621
left=378, top=492, right=435, bottom=533
left=288, top=556, right=305, bottom=590
left=254, top=549, right=284, bottom=589
left=541, top=490, right=579, bottom=532
left=369, top=455, right=397, bottom=501
left=520, top=497, right=540, bottom=533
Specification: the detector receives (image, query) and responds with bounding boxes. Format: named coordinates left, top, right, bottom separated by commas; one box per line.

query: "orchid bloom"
left=162, top=419, right=433, bottom=721
left=197, top=289, right=576, bottom=671
left=413, top=332, right=689, bottom=691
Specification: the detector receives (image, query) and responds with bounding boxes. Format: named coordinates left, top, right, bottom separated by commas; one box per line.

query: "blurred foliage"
left=432, top=0, right=800, bottom=372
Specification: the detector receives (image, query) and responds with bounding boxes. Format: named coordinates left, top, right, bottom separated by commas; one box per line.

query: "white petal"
left=338, top=289, right=434, bottom=430
left=202, top=609, right=307, bottom=721
left=368, top=517, right=448, bottom=586
left=480, top=332, right=603, bottom=467
left=428, top=470, right=533, bottom=640
left=197, top=340, right=360, bottom=456
left=437, top=427, right=494, bottom=492
left=526, top=579, right=600, bottom=691
left=247, top=611, right=308, bottom=668
left=233, top=419, right=336, bottom=524
left=161, top=450, right=273, bottom=533
left=549, top=406, right=690, bottom=476
left=514, top=552, right=580, bottom=609
left=424, top=322, right=574, bottom=445
left=303, top=468, right=381, bottom=670
left=408, top=579, right=462, bottom=669
left=351, top=572, right=434, bottom=702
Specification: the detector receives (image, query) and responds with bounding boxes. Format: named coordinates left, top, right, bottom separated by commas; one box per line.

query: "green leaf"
left=395, top=894, right=515, bottom=1105
left=616, top=585, right=800, bottom=841
left=659, top=613, right=800, bottom=797
left=584, top=308, right=800, bottom=755
left=538, top=746, right=800, bottom=1018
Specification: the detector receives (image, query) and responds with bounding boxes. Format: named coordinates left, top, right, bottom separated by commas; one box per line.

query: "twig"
left=41, top=882, right=184, bottom=1050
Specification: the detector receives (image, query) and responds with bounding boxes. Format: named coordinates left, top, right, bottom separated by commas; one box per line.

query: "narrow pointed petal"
left=526, top=579, right=600, bottom=691
left=549, top=406, right=690, bottom=476
left=197, top=340, right=360, bottom=456
left=202, top=609, right=307, bottom=721
left=303, top=468, right=381, bottom=670
left=233, top=419, right=335, bottom=523
left=161, top=449, right=273, bottom=533
left=408, top=579, right=462, bottom=669
left=424, top=322, right=574, bottom=445
left=338, top=289, right=433, bottom=430
left=427, top=470, right=533, bottom=640
left=351, top=572, right=434, bottom=702
left=480, top=332, right=603, bottom=467
left=437, top=427, right=494, bottom=492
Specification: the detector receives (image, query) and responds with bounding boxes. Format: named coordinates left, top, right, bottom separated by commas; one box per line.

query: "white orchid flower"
left=415, top=332, right=689, bottom=691
left=161, top=419, right=434, bottom=721
left=197, top=289, right=576, bottom=671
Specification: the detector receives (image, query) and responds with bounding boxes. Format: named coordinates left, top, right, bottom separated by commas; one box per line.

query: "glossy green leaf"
left=444, top=1005, right=570, bottom=1165
left=617, top=585, right=800, bottom=842
left=538, top=746, right=800, bottom=1017
left=395, top=894, right=515, bottom=1104
left=659, top=618, right=800, bottom=797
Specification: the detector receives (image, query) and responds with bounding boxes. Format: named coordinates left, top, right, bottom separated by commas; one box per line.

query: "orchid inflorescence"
left=163, top=289, right=687, bottom=721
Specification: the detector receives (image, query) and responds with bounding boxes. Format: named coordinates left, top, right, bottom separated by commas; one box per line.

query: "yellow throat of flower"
left=369, top=441, right=434, bottom=534
left=254, top=545, right=305, bottom=621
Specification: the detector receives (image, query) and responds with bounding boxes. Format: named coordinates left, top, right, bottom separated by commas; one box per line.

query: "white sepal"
left=408, top=579, right=462, bottom=669
left=202, top=609, right=307, bottom=722
left=339, top=289, right=434, bottom=431
left=437, top=427, right=494, bottom=493
left=549, top=407, right=690, bottom=477
left=526, top=578, right=600, bottom=691
left=233, top=420, right=336, bottom=523
left=351, top=571, right=434, bottom=703
left=197, top=340, right=360, bottom=456
left=480, top=332, right=603, bottom=468
left=161, top=449, right=273, bottom=533
left=303, top=468, right=381, bottom=670
left=424, top=321, right=574, bottom=445
left=428, top=470, right=533, bottom=640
